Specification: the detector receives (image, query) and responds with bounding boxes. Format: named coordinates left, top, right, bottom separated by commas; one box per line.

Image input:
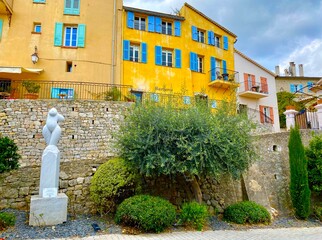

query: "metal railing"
left=239, top=81, right=268, bottom=94
left=210, top=67, right=239, bottom=83
left=0, top=80, right=133, bottom=101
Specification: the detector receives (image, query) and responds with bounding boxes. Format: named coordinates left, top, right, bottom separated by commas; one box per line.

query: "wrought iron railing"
left=239, top=81, right=268, bottom=94
left=209, top=67, right=239, bottom=83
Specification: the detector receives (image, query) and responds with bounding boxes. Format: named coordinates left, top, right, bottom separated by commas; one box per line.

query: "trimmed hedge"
left=223, top=201, right=271, bottom=224
left=179, top=201, right=209, bottom=230
left=90, top=158, right=141, bottom=213
left=115, top=195, right=176, bottom=233
left=0, top=136, right=20, bottom=173
left=0, top=212, right=16, bottom=231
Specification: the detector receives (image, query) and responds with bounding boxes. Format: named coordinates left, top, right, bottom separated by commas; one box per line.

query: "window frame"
left=161, top=21, right=172, bottom=35
left=33, top=23, right=42, bottom=33
left=197, top=56, right=203, bottom=73
left=130, top=44, right=140, bottom=62
left=197, top=29, right=205, bottom=43
left=64, top=0, right=80, bottom=15
left=134, top=16, right=146, bottom=31
left=63, top=25, right=78, bottom=47
left=162, top=49, right=173, bottom=67
left=214, top=35, right=220, bottom=48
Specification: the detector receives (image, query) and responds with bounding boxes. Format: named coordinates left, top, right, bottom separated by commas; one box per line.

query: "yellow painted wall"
left=122, top=4, right=237, bottom=102
left=0, top=0, right=122, bottom=84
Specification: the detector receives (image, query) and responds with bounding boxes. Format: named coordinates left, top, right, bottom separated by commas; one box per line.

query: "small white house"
left=234, top=49, right=280, bottom=132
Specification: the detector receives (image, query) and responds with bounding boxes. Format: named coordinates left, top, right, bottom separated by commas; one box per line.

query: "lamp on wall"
left=31, top=46, right=39, bottom=64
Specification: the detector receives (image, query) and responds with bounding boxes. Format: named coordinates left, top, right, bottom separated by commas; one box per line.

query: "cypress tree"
left=288, top=126, right=311, bottom=219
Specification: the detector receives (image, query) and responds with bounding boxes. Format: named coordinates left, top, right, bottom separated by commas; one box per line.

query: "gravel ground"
left=1, top=209, right=322, bottom=239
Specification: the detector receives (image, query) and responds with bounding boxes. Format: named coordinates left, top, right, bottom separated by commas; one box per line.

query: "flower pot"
left=24, top=93, right=39, bottom=99
left=286, top=105, right=295, bottom=110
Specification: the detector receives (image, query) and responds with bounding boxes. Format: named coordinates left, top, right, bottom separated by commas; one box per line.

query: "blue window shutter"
left=190, top=52, right=194, bottom=71
left=193, top=53, right=198, bottom=72
left=77, top=24, right=86, bottom=47
left=211, top=57, right=216, bottom=81
left=174, top=21, right=181, bottom=36
left=175, top=49, right=181, bottom=68
left=223, top=36, right=228, bottom=50
left=155, top=46, right=162, bottom=65
left=0, top=19, right=3, bottom=41
left=290, top=84, right=295, bottom=93
left=54, top=22, right=63, bottom=46
left=123, top=40, right=130, bottom=60
left=148, top=16, right=155, bottom=32
left=141, top=42, right=147, bottom=63
left=299, top=84, right=303, bottom=93
left=155, top=17, right=161, bottom=33
left=222, top=60, right=227, bottom=74
left=308, top=81, right=313, bottom=92
left=51, top=88, right=60, bottom=99
left=192, top=26, right=197, bottom=41
left=127, top=12, right=134, bottom=28
left=208, top=31, right=214, bottom=45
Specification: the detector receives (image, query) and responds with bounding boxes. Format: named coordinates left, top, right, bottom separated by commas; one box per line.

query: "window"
left=211, top=100, right=217, bottom=109
left=51, top=87, right=74, bottom=99
left=308, top=81, right=314, bottom=92
left=54, top=23, right=86, bottom=47
left=215, top=36, right=220, bottom=47
left=156, top=46, right=181, bottom=68
left=123, top=40, right=147, bottom=63
left=162, top=49, right=172, bottom=67
left=197, top=56, right=203, bottom=73
left=290, top=84, right=303, bottom=93
left=66, top=61, right=73, bottom=72
left=151, top=93, right=159, bottom=102
left=33, top=23, right=41, bottom=33
left=64, top=0, right=80, bottom=15
left=64, top=26, right=78, bottom=47
left=162, top=21, right=172, bottom=35
left=183, top=96, right=191, bottom=105
left=197, top=30, right=205, bottom=43
left=260, top=105, right=274, bottom=124
left=134, top=17, right=146, bottom=30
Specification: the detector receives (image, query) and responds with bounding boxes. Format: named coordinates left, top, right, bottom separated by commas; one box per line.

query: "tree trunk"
left=191, top=175, right=203, bottom=203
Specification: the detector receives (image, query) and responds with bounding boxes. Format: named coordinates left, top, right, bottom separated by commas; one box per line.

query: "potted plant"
left=22, top=80, right=40, bottom=99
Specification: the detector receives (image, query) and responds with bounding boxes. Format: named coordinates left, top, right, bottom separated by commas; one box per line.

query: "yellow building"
left=122, top=3, right=238, bottom=106
left=0, top=0, right=123, bottom=99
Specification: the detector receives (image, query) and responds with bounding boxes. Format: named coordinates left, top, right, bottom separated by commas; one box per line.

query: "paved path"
left=40, top=227, right=322, bottom=240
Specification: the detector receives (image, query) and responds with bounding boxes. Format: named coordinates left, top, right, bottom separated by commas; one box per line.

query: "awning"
left=0, top=67, right=43, bottom=74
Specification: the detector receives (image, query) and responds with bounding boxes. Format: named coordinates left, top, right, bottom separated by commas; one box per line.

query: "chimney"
left=299, top=64, right=304, bottom=77
left=289, top=62, right=296, bottom=76
left=275, top=66, right=280, bottom=75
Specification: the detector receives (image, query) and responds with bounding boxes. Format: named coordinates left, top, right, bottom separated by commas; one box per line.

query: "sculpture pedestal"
left=29, top=193, right=68, bottom=226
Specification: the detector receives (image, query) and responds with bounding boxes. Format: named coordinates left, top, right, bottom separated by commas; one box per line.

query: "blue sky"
left=123, top=0, right=322, bottom=77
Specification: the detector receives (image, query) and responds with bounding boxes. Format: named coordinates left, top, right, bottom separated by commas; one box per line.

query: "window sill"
left=31, top=32, right=41, bottom=34
left=33, top=2, right=46, bottom=4
left=63, top=13, right=80, bottom=16
left=61, top=46, right=78, bottom=49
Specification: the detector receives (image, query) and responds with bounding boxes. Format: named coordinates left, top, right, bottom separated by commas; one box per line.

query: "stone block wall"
left=0, top=100, right=320, bottom=215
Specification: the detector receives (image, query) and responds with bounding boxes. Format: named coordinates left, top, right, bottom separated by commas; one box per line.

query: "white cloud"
left=279, top=39, right=322, bottom=77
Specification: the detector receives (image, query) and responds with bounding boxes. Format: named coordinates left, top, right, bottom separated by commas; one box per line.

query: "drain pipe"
left=111, top=0, right=117, bottom=84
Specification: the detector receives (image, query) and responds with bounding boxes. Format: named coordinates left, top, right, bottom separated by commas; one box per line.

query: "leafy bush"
left=115, top=195, right=176, bottom=233
left=288, top=126, right=311, bottom=219
left=313, top=206, right=322, bottom=221
left=223, top=201, right=271, bottom=224
left=90, top=158, right=141, bottom=213
left=0, top=212, right=16, bottom=230
left=0, top=136, right=20, bottom=173
left=179, top=201, right=209, bottom=230
left=306, top=133, right=322, bottom=193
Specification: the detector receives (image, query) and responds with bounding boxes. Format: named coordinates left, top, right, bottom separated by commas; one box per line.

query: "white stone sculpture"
left=29, top=108, right=68, bottom=226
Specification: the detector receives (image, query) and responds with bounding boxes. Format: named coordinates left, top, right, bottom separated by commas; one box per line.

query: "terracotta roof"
left=123, top=6, right=185, bottom=21
left=183, top=3, right=237, bottom=38
left=234, top=49, right=276, bottom=77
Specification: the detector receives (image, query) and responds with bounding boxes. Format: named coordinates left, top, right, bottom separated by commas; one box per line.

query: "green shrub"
left=179, top=201, right=208, bottom=230
left=115, top=195, right=176, bottom=233
left=0, top=136, right=20, bottom=173
left=288, top=126, right=311, bottom=219
left=314, top=206, right=322, bottom=221
left=0, top=212, right=16, bottom=230
left=90, top=158, right=141, bottom=213
left=223, top=201, right=271, bottom=224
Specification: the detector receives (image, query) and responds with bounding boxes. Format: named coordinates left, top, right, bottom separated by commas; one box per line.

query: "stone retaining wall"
left=0, top=100, right=320, bottom=215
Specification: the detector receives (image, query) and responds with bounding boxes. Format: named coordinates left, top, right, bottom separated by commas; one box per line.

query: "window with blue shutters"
left=222, top=60, right=227, bottom=74
left=64, top=0, right=80, bottom=15
left=54, top=23, right=86, bottom=48
left=155, top=46, right=162, bottom=65
left=123, top=40, right=147, bottom=63
left=210, top=57, right=216, bottom=81
left=127, top=12, right=134, bottom=28
left=208, top=31, right=214, bottom=45
left=174, top=21, right=181, bottom=36
left=51, top=87, right=74, bottom=99
left=190, top=52, right=198, bottom=72
left=0, top=19, right=3, bottom=41
left=175, top=49, right=181, bottom=68
left=123, top=40, right=130, bottom=60
left=155, top=17, right=162, bottom=33
left=141, top=43, right=147, bottom=63
left=223, top=36, right=228, bottom=50
left=192, top=26, right=197, bottom=41
left=33, top=0, right=46, bottom=3
left=148, top=16, right=155, bottom=32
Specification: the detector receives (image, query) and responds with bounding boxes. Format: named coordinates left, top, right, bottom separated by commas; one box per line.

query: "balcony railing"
left=0, top=80, right=133, bottom=101
left=208, top=67, right=239, bottom=88
left=238, top=81, right=268, bottom=99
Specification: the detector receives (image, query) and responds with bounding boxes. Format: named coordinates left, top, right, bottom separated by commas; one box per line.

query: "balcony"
left=208, top=67, right=239, bottom=89
left=0, top=0, right=13, bottom=14
left=238, top=81, right=268, bottom=99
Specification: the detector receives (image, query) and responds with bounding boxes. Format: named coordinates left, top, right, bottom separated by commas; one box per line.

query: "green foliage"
left=288, top=126, right=311, bottom=219
left=116, top=101, right=255, bottom=179
left=115, top=194, right=176, bottom=233
left=313, top=206, right=322, bottom=221
left=0, top=212, right=16, bottom=230
left=277, top=91, right=305, bottom=128
left=223, top=201, right=271, bottom=224
left=90, top=158, right=141, bottom=213
left=179, top=201, right=209, bottom=230
left=22, top=80, right=41, bottom=93
left=306, top=133, right=322, bottom=193
left=0, top=136, right=20, bottom=173
left=104, top=87, right=121, bottom=101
